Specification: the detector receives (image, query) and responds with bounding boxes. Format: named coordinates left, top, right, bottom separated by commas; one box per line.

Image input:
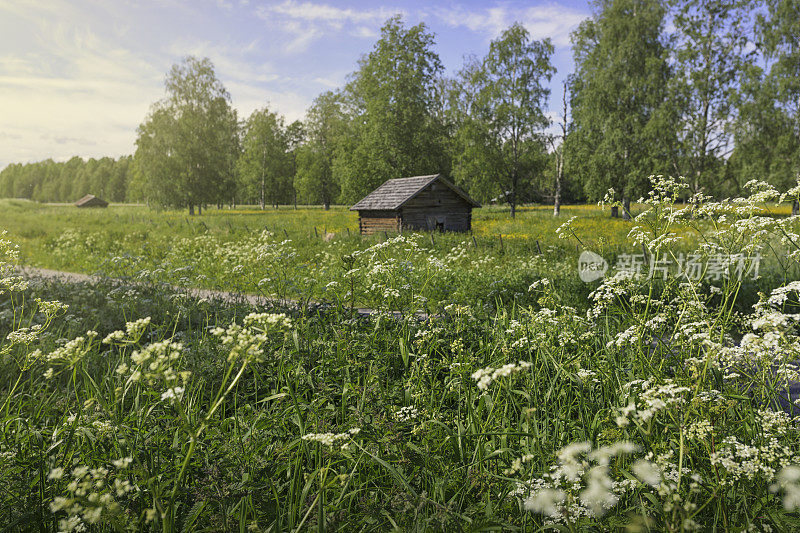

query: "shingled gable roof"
left=75, top=194, right=108, bottom=207
left=349, top=174, right=480, bottom=211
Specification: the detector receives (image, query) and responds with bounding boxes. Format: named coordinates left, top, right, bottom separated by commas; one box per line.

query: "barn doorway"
left=426, top=215, right=447, bottom=231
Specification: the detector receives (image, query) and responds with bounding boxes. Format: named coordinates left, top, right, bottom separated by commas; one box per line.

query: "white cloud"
left=0, top=132, right=23, bottom=140
left=165, top=40, right=280, bottom=85
left=430, top=6, right=508, bottom=36
left=0, top=1, right=166, bottom=166
left=41, top=133, right=99, bottom=146
left=351, top=25, right=378, bottom=39
left=227, top=80, right=308, bottom=123
left=313, top=75, right=343, bottom=88
left=432, top=3, right=588, bottom=47
left=253, top=1, right=401, bottom=53
left=0, top=0, right=345, bottom=167
left=519, top=5, right=588, bottom=46
left=280, top=21, right=324, bottom=54
left=260, top=1, right=396, bottom=25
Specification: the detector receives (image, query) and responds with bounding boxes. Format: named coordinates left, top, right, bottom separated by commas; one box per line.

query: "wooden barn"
left=350, top=174, right=480, bottom=235
left=75, top=194, right=108, bottom=208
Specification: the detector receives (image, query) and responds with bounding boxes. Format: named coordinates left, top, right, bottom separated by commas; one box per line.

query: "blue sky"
left=0, top=0, right=593, bottom=169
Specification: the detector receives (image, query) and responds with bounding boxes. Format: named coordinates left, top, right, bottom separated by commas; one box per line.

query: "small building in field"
left=350, top=174, right=480, bottom=235
left=75, top=194, right=108, bottom=208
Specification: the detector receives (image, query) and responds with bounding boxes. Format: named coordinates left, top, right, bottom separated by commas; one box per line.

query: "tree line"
left=0, top=156, right=133, bottom=203
left=1, top=0, right=797, bottom=217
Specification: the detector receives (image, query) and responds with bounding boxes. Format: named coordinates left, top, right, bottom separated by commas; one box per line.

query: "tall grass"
left=2, top=177, right=800, bottom=530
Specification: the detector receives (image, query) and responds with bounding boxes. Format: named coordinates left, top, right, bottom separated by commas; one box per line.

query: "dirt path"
left=18, top=266, right=423, bottom=318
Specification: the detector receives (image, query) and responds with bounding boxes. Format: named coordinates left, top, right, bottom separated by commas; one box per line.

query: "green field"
left=3, top=186, right=800, bottom=531
left=1, top=198, right=795, bottom=311
left=0, top=199, right=636, bottom=311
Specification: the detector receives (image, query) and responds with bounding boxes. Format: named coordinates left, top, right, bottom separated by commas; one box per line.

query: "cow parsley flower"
left=471, top=361, right=531, bottom=391
left=771, top=465, right=800, bottom=510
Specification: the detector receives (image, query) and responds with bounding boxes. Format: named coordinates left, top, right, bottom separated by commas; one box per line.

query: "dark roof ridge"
left=350, top=174, right=480, bottom=211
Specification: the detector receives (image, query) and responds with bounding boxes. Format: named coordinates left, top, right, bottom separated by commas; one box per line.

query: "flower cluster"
left=302, top=428, right=361, bottom=450
left=471, top=361, right=532, bottom=391
left=685, top=419, right=713, bottom=441
left=5, top=324, right=43, bottom=346
left=49, top=459, right=135, bottom=533
left=395, top=405, right=420, bottom=422
left=42, top=331, right=99, bottom=374
left=210, top=312, right=292, bottom=363
left=555, top=216, right=578, bottom=240
left=771, top=465, right=800, bottom=511
left=115, top=338, right=189, bottom=405
left=709, top=410, right=799, bottom=485
left=521, top=441, right=656, bottom=524
left=35, top=297, right=69, bottom=318
left=102, top=317, right=151, bottom=345
left=0, top=231, right=29, bottom=294
left=576, top=368, right=600, bottom=385
left=504, top=453, right=535, bottom=476
left=616, top=379, right=691, bottom=426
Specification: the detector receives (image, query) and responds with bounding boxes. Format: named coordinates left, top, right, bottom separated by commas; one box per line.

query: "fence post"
left=498, top=234, right=504, bottom=252
left=314, top=226, right=318, bottom=238
left=472, top=235, right=477, bottom=248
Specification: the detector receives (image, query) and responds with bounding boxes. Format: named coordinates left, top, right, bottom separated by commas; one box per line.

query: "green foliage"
left=733, top=0, right=800, bottom=194
left=732, top=65, right=799, bottom=194
left=0, top=201, right=675, bottom=311
left=758, top=0, right=800, bottom=109
left=568, top=0, right=675, bottom=206
left=0, top=156, right=134, bottom=203
left=238, top=107, right=292, bottom=209
left=452, top=23, right=555, bottom=218
left=669, top=0, right=755, bottom=196
left=285, top=119, right=305, bottom=208
left=134, top=57, right=239, bottom=214
left=295, top=92, right=345, bottom=209
left=335, top=16, right=450, bottom=203
left=4, top=6, right=800, bottom=215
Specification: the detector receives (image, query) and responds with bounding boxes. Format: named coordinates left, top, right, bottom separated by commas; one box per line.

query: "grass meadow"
left=3, top=178, right=800, bottom=531
left=0, top=199, right=631, bottom=311
left=0, top=197, right=793, bottom=312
